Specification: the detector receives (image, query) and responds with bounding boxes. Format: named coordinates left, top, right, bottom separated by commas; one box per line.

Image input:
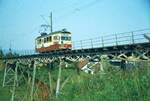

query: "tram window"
left=37, top=39, right=41, bottom=44
left=54, top=36, right=59, bottom=40
left=48, top=36, right=52, bottom=42
left=61, top=36, right=65, bottom=40
left=66, top=37, right=69, bottom=40
left=68, top=37, right=71, bottom=41
left=62, top=36, right=67, bottom=40
left=54, top=36, right=57, bottom=40
left=44, top=38, right=47, bottom=43
left=61, top=36, right=71, bottom=41
left=42, top=39, right=44, bottom=43
left=57, top=36, right=60, bottom=40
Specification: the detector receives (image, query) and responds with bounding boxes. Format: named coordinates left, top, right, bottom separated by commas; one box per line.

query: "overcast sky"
left=0, top=0, right=150, bottom=50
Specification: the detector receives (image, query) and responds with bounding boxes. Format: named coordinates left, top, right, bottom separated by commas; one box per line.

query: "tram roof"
left=36, top=30, right=71, bottom=39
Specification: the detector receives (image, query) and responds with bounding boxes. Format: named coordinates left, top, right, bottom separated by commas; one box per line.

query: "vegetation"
left=0, top=58, right=150, bottom=101
left=52, top=62, right=150, bottom=101
left=0, top=49, right=4, bottom=70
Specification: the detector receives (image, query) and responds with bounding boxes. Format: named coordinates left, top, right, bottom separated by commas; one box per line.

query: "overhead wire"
left=54, top=0, right=102, bottom=23
left=19, top=0, right=102, bottom=38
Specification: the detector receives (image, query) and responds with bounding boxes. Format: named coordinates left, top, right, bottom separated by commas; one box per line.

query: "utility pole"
left=50, top=12, right=53, bottom=33
left=9, top=41, right=12, bottom=52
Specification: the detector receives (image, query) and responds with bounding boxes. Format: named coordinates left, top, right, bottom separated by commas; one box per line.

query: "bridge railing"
left=2, top=49, right=36, bottom=57
left=1, top=28, right=150, bottom=56
left=72, top=28, right=150, bottom=50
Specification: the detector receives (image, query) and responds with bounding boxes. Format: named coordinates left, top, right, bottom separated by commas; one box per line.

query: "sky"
left=0, top=0, right=150, bottom=50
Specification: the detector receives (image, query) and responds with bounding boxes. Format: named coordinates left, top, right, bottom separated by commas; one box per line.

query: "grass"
left=54, top=61, right=150, bottom=101
left=0, top=69, right=11, bottom=101
left=0, top=61, right=150, bottom=101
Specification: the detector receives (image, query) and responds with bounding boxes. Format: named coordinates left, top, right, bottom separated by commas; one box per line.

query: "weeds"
left=0, top=61, right=150, bottom=101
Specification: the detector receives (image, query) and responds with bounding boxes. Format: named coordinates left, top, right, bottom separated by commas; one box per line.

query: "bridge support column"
left=2, top=63, right=7, bottom=87
left=56, top=58, right=62, bottom=98
left=2, top=61, right=19, bottom=101
left=48, top=70, right=52, bottom=98
left=11, top=62, right=19, bottom=101
left=30, top=60, right=37, bottom=101
left=2, top=62, right=18, bottom=87
left=48, top=60, right=53, bottom=98
left=100, top=61, right=104, bottom=72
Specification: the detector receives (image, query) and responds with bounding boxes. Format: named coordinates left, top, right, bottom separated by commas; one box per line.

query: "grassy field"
left=54, top=63, right=150, bottom=101
left=0, top=70, right=11, bottom=101
left=0, top=61, right=150, bottom=101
